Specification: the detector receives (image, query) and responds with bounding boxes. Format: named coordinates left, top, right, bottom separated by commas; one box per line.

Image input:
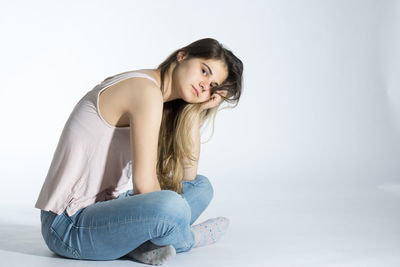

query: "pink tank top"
left=34, top=71, right=159, bottom=216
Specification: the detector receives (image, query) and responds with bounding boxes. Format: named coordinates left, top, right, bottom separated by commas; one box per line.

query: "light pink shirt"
left=34, top=71, right=159, bottom=216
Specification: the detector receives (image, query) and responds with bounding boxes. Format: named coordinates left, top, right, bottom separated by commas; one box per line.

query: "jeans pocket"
left=48, top=227, right=81, bottom=259
left=48, top=211, right=81, bottom=259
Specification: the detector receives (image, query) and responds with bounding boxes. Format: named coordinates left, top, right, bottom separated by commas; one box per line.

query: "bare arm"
left=182, top=113, right=201, bottom=181
left=121, top=79, right=163, bottom=194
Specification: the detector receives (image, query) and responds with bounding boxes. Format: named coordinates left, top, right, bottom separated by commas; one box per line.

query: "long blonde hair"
left=156, top=38, right=243, bottom=193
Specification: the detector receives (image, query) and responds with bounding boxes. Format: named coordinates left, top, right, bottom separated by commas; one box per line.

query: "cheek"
left=179, top=67, right=193, bottom=86
left=187, top=66, right=200, bottom=81
left=202, top=94, right=210, bottom=102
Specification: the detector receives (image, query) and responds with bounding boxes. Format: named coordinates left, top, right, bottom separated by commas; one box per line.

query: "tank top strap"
left=125, top=71, right=159, bottom=87
left=102, top=71, right=159, bottom=88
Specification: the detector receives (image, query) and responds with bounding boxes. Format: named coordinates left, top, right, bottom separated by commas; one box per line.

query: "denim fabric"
left=40, top=174, right=214, bottom=260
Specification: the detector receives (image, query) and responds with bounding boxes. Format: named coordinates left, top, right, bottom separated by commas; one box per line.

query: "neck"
left=154, top=63, right=179, bottom=103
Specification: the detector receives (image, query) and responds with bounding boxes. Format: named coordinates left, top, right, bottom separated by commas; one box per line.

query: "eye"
left=202, top=68, right=207, bottom=76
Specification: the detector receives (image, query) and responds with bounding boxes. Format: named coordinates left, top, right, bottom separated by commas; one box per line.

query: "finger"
left=212, top=93, right=220, bottom=100
left=215, top=90, right=228, bottom=98
left=214, top=94, right=222, bottom=103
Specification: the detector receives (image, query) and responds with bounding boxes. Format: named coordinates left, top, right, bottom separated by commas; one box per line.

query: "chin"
left=185, top=99, right=199, bottom=104
left=183, top=92, right=198, bottom=104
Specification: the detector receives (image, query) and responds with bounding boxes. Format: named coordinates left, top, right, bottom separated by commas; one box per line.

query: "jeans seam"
left=50, top=227, right=81, bottom=259
left=71, top=217, right=191, bottom=251
left=183, top=180, right=200, bottom=186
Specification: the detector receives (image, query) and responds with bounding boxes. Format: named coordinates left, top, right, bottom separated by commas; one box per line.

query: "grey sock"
left=126, top=240, right=176, bottom=266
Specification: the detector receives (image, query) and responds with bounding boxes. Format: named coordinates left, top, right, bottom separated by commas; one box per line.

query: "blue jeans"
left=40, top=174, right=214, bottom=260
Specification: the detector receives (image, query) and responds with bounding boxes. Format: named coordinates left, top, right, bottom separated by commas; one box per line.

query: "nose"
left=199, top=81, right=210, bottom=92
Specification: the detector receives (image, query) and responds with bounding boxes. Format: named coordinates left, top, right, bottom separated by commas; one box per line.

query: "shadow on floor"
left=0, top=222, right=55, bottom=257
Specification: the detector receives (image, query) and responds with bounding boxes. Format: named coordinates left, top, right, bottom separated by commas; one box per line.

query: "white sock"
left=191, top=217, right=230, bottom=248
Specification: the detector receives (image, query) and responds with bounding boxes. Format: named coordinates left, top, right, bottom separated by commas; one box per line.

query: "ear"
left=177, top=51, right=187, bottom=62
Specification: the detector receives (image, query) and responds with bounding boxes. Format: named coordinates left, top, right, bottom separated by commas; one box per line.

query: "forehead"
left=199, top=58, right=228, bottom=83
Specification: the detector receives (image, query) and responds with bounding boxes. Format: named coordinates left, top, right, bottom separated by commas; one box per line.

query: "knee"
left=155, top=190, right=191, bottom=225
left=182, top=175, right=214, bottom=225
left=194, top=174, right=214, bottom=205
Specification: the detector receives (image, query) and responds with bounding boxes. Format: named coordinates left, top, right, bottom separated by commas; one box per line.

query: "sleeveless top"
left=34, top=71, right=159, bottom=216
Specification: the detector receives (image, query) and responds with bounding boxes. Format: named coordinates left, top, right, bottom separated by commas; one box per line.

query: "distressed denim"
left=40, top=174, right=214, bottom=260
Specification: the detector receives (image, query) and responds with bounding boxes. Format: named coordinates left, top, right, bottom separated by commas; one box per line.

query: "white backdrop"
left=0, top=1, right=399, bottom=266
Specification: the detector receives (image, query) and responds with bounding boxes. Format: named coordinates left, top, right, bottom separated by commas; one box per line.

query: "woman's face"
left=172, top=53, right=229, bottom=104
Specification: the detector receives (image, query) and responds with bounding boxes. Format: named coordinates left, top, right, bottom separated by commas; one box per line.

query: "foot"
left=126, top=240, right=176, bottom=265
left=191, top=217, right=230, bottom=248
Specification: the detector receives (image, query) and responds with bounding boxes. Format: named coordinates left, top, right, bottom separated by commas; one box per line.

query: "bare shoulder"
left=115, top=76, right=163, bottom=114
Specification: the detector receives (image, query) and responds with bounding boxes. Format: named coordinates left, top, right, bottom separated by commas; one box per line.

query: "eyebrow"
left=202, top=63, right=219, bottom=87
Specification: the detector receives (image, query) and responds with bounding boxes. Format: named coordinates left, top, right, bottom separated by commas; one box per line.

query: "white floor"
left=1, top=172, right=399, bottom=267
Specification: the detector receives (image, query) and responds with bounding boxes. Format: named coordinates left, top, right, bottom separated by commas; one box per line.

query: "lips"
left=192, top=86, right=199, bottom=97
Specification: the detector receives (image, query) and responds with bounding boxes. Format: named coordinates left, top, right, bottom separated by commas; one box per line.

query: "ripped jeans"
left=40, top=174, right=214, bottom=260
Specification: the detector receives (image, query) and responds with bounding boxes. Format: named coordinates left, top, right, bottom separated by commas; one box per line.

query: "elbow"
left=134, top=186, right=160, bottom=195
left=133, top=179, right=161, bottom=195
